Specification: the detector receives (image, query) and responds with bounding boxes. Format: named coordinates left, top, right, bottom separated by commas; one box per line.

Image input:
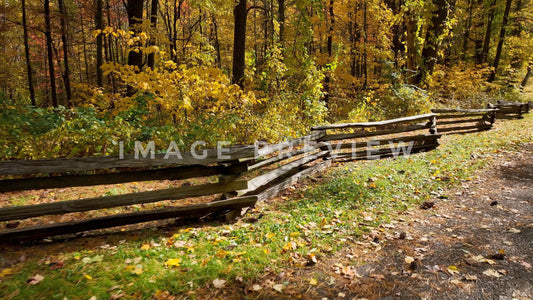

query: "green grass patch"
left=0, top=114, right=531, bottom=299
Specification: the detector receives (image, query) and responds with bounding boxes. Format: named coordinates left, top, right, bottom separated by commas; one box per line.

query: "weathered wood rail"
left=487, top=101, right=529, bottom=119
left=431, top=108, right=496, bottom=134
left=311, top=113, right=440, bottom=161
left=0, top=101, right=530, bottom=243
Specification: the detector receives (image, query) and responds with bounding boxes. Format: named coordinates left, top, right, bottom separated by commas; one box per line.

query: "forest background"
left=0, top=0, right=531, bottom=160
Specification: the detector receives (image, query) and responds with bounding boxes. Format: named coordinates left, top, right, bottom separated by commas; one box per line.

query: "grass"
left=0, top=113, right=532, bottom=299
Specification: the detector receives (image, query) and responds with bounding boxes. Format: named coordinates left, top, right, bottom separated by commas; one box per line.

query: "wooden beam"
left=432, top=108, right=497, bottom=113
left=438, top=118, right=484, bottom=125
left=0, top=196, right=258, bottom=243
left=311, top=113, right=436, bottom=131
left=248, top=143, right=324, bottom=171
left=0, top=145, right=257, bottom=176
left=256, top=160, right=331, bottom=202
left=255, top=131, right=326, bottom=157
left=320, top=124, right=430, bottom=142
left=437, top=125, right=489, bottom=133
left=323, top=134, right=441, bottom=151
left=0, top=180, right=248, bottom=222
left=0, top=164, right=248, bottom=193
left=244, top=151, right=329, bottom=193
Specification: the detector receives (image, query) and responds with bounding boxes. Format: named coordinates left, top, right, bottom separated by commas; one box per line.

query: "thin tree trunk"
left=79, top=5, right=91, bottom=82
left=147, top=0, right=158, bottom=69
left=278, top=0, right=285, bottom=43
left=58, top=0, right=72, bottom=106
left=520, top=63, right=532, bottom=90
left=21, top=0, right=36, bottom=105
left=324, top=0, right=334, bottom=104
left=363, top=0, right=368, bottom=88
left=44, top=0, right=58, bottom=107
left=212, top=15, right=221, bottom=68
left=232, top=0, right=247, bottom=87
left=481, top=0, right=496, bottom=64
left=462, top=0, right=473, bottom=61
left=96, top=0, right=104, bottom=87
left=488, top=0, right=513, bottom=82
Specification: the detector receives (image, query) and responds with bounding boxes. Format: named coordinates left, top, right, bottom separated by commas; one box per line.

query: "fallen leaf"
left=252, top=284, right=262, bottom=291
left=212, top=278, right=226, bottom=289
left=0, top=268, right=13, bottom=278
left=140, top=244, right=151, bottom=250
left=464, top=274, right=478, bottom=281
left=404, top=256, right=415, bottom=264
left=507, top=228, right=521, bottom=233
left=309, top=278, right=318, bottom=285
left=27, top=274, right=44, bottom=285
left=110, top=293, right=126, bottom=300
left=447, top=265, right=460, bottom=275
left=483, top=269, right=502, bottom=278
left=520, top=261, right=532, bottom=269
left=164, top=258, right=181, bottom=268
left=83, top=274, right=93, bottom=280
left=273, top=283, right=283, bottom=292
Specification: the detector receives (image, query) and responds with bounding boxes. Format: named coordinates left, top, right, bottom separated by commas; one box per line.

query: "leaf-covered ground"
left=0, top=114, right=531, bottom=299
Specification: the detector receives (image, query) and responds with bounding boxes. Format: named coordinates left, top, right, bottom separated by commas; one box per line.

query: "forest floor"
left=0, top=114, right=532, bottom=299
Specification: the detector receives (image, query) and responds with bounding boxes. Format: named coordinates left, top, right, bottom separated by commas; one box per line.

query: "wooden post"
left=429, top=115, right=438, bottom=135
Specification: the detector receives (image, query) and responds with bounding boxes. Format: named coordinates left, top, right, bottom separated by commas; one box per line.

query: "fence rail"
left=0, top=101, right=529, bottom=243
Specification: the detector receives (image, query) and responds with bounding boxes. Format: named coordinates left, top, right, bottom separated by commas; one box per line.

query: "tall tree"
left=488, top=0, right=513, bottom=82
left=232, top=0, right=247, bottom=87
left=21, top=0, right=35, bottom=105
left=324, top=0, right=334, bottom=103
left=147, top=0, right=159, bottom=69
left=127, top=0, right=144, bottom=71
left=96, top=0, right=104, bottom=87
left=44, top=0, right=58, bottom=107
left=414, top=0, right=451, bottom=84
left=481, top=0, right=496, bottom=63
left=58, top=0, right=72, bottom=105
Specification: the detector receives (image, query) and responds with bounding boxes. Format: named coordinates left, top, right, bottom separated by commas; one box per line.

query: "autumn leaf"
left=404, top=256, right=415, bottom=264
left=0, top=268, right=13, bottom=278
left=164, top=258, right=181, bottom=268
left=482, top=269, right=502, bottom=278
left=212, top=278, right=226, bottom=288
left=447, top=265, right=460, bottom=275
left=309, top=278, right=318, bottom=285
left=83, top=274, right=93, bottom=280
left=140, top=244, right=151, bottom=250
left=27, top=274, right=44, bottom=285
left=273, top=283, right=284, bottom=292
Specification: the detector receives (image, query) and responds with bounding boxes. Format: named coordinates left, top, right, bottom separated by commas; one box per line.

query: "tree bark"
left=21, top=0, right=36, bottom=106
left=481, top=0, right=496, bottom=64
left=278, top=0, right=285, bottom=43
left=232, top=0, right=247, bottom=87
left=58, top=0, right=72, bottom=106
left=488, top=0, right=513, bottom=82
left=127, top=0, right=144, bottom=71
left=96, top=0, right=104, bottom=87
left=147, top=0, right=158, bottom=69
left=520, top=63, right=532, bottom=90
left=44, top=0, right=58, bottom=107
left=414, top=0, right=449, bottom=84
left=324, top=0, right=334, bottom=104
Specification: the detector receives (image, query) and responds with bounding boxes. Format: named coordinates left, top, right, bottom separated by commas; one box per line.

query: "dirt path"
left=259, top=146, right=532, bottom=299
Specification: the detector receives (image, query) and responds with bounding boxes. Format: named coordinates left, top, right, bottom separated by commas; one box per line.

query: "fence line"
left=0, top=101, right=529, bottom=243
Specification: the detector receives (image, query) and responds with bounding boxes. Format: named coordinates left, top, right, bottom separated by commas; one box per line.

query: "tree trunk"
left=278, top=0, right=285, bottom=43
left=414, top=0, right=449, bottom=84
left=462, top=0, right=473, bottom=61
left=96, top=0, right=104, bottom=87
left=127, top=0, right=144, bottom=71
left=232, top=0, right=247, bottom=87
left=44, top=0, right=58, bottom=107
left=488, top=0, right=513, bottom=82
left=21, top=0, right=36, bottom=106
left=520, top=63, right=532, bottom=90
left=481, top=0, right=496, bottom=64
left=324, top=0, right=334, bottom=104
left=58, top=0, right=72, bottom=106
left=147, top=0, right=158, bottom=69
left=363, top=0, right=368, bottom=88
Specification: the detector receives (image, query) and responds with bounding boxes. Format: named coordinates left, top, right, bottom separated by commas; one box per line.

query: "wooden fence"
left=0, top=102, right=529, bottom=243
left=431, top=108, right=496, bottom=134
